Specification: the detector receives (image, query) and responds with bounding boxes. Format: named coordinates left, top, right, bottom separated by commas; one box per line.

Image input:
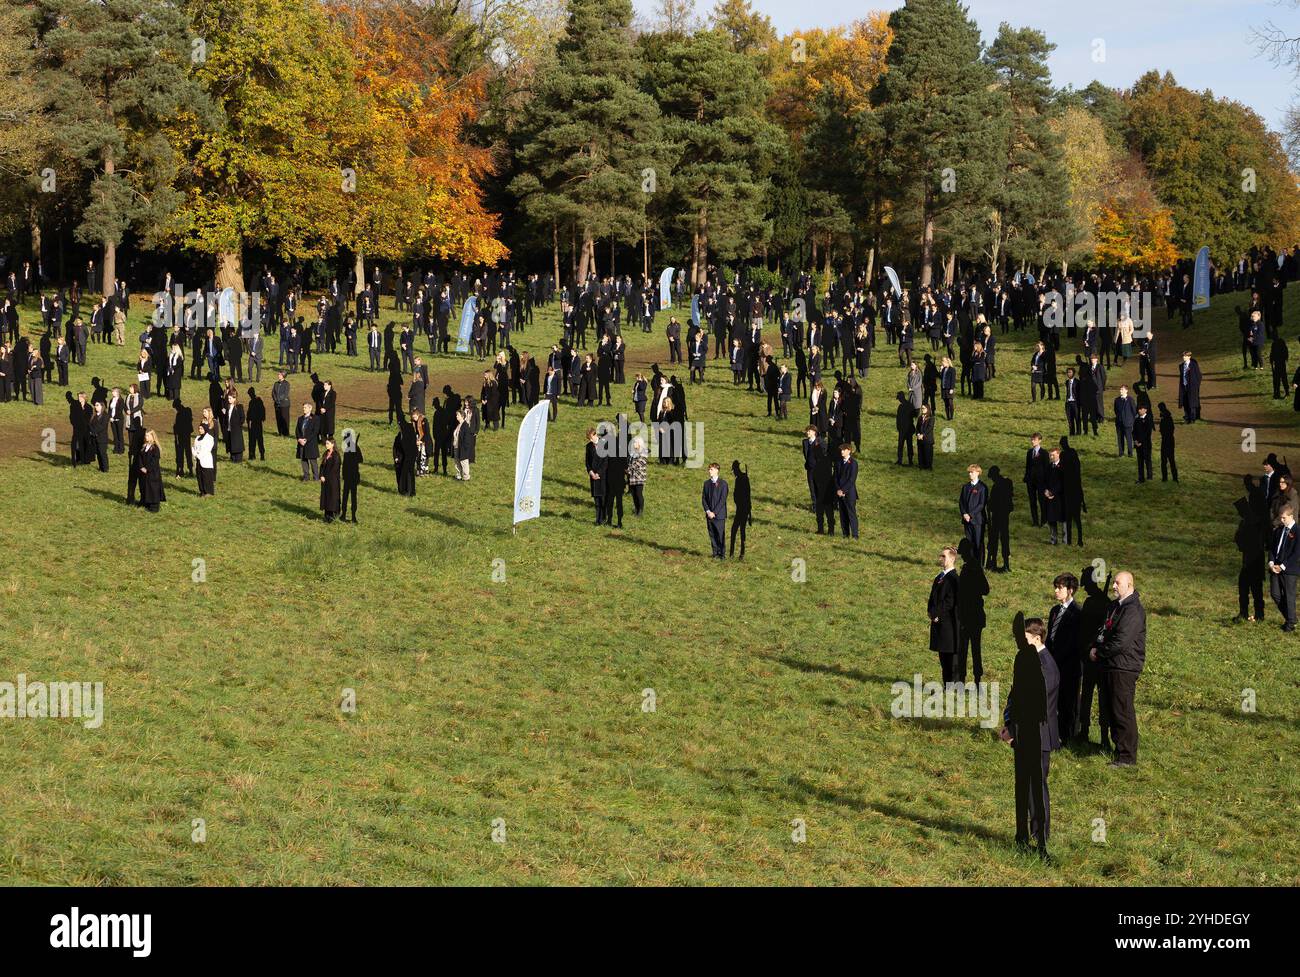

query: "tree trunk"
left=354, top=250, right=365, bottom=294
left=552, top=222, right=561, bottom=293
left=29, top=208, right=41, bottom=265
left=577, top=225, right=595, bottom=281
left=943, top=252, right=956, bottom=288
left=920, top=191, right=935, bottom=288
left=216, top=249, right=245, bottom=293
left=101, top=151, right=116, bottom=295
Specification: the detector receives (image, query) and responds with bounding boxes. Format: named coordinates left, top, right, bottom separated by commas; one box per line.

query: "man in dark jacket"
left=928, top=546, right=959, bottom=685
left=1089, top=571, right=1146, bottom=767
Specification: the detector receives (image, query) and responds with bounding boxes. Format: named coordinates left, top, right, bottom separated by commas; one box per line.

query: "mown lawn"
left=0, top=288, right=1295, bottom=885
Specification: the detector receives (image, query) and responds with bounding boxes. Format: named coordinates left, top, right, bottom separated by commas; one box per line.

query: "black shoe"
left=1108, top=760, right=1136, bottom=768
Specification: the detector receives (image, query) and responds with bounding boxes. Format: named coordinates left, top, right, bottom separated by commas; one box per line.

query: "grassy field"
left=0, top=285, right=1296, bottom=886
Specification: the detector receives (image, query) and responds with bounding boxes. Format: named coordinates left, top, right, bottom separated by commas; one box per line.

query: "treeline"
left=1, top=0, right=1297, bottom=291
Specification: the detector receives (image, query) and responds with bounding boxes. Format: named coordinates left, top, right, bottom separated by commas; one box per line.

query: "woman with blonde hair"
left=138, top=430, right=166, bottom=512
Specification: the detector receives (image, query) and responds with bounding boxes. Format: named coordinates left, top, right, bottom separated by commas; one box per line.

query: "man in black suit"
left=1023, top=433, right=1048, bottom=526
left=1133, top=403, right=1155, bottom=482
left=802, top=426, right=823, bottom=509
left=960, top=464, right=987, bottom=561
left=928, top=546, right=959, bottom=685
left=1089, top=571, right=1146, bottom=767
left=1001, top=614, right=1060, bottom=860
left=1178, top=350, right=1202, bottom=423
left=834, top=443, right=859, bottom=539
left=1047, top=573, right=1082, bottom=740
left=702, top=462, right=729, bottom=558
left=1268, top=506, right=1300, bottom=632
left=295, top=403, right=321, bottom=480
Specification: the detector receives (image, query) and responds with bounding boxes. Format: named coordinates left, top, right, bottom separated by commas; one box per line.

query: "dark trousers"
left=1103, top=669, right=1140, bottom=763
left=939, top=652, right=956, bottom=685
left=957, top=629, right=983, bottom=684
left=174, top=436, right=192, bottom=475
left=729, top=513, right=748, bottom=556
left=986, top=516, right=1010, bottom=568
left=1065, top=402, right=1079, bottom=435
left=629, top=483, right=644, bottom=515
left=896, top=433, right=913, bottom=464
left=1014, top=747, right=1051, bottom=847
left=249, top=423, right=265, bottom=460
left=93, top=437, right=109, bottom=473
left=1136, top=445, right=1153, bottom=481
left=111, top=419, right=124, bottom=454
left=342, top=481, right=358, bottom=520
left=275, top=403, right=290, bottom=436
left=1161, top=446, right=1178, bottom=481
left=1239, top=557, right=1265, bottom=619
left=707, top=516, right=726, bottom=556
left=1027, top=485, right=1041, bottom=525
left=1270, top=570, right=1297, bottom=627
left=838, top=497, right=858, bottom=538
left=964, top=518, right=985, bottom=561
left=1079, top=659, right=1110, bottom=743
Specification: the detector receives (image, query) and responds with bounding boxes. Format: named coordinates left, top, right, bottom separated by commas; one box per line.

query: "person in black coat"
left=138, top=431, right=166, bottom=512
left=729, top=460, right=752, bottom=558
left=224, top=392, right=246, bottom=462
left=295, top=404, right=320, bottom=479
left=319, top=437, right=341, bottom=522
left=393, top=410, right=417, bottom=497
left=928, top=546, right=959, bottom=684
left=172, top=398, right=194, bottom=476
left=1178, top=351, right=1201, bottom=423
left=586, top=428, right=609, bottom=525
left=246, top=388, right=266, bottom=461
left=702, top=462, right=729, bottom=557
left=67, top=391, right=91, bottom=467
left=1058, top=436, right=1086, bottom=546
left=340, top=431, right=363, bottom=522
left=1133, top=403, right=1154, bottom=482
left=812, top=436, right=838, bottom=534
left=88, top=401, right=110, bottom=472
left=1001, top=614, right=1059, bottom=860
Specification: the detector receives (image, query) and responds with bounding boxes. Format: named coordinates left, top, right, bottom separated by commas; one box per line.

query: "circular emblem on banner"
left=518, top=496, right=536, bottom=513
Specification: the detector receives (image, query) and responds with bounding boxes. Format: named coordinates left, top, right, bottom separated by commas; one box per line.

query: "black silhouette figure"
left=956, top=538, right=988, bottom=685
left=342, top=432, right=363, bottom=523
left=985, top=465, right=1014, bottom=573
left=1076, top=565, right=1113, bottom=748
left=730, top=460, right=752, bottom=558
left=1235, top=490, right=1266, bottom=621
left=1003, top=611, right=1057, bottom=860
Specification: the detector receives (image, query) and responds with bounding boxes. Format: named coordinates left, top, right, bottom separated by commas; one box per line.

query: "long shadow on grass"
left=611, top=533, right=710, bottom=558
left=270, top=499, right=323, bottom=520
left=782, top=775, right=1005, bottom=841
left=770, top=655, right=900, bottom=687
left=408, top=507, right=496, bottom=534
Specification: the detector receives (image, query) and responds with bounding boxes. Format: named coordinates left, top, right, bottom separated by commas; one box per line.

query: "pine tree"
left=873, top=0, right=1003, bottom=286
left=36, top=0, right=210, bottom=292
left=645, top=28, right=783, bottom=284
left=509, top=0, right=671, bottom=282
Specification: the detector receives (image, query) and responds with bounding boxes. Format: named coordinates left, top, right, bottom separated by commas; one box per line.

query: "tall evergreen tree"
left=36, top=0, right=210, bottom=291
left=873, top=0, right=1002, bottom=286
left=509, top=0, right=670, bottom=282
left=645, top=28, right=782, bottom=284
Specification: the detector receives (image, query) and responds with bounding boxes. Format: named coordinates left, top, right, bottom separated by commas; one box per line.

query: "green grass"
left=0, top=288, right=1295, bottom=885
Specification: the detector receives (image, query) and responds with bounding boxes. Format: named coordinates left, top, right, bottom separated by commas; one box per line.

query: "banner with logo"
left=659, top=267, right=675, bottom=309
left=513, top=401, right=551, bottom=525
left=456, top=295, right=476, bottom=353
left=1193, top=246, right=1211, bottom=311
left=884, top=266, right=902, bottom=298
